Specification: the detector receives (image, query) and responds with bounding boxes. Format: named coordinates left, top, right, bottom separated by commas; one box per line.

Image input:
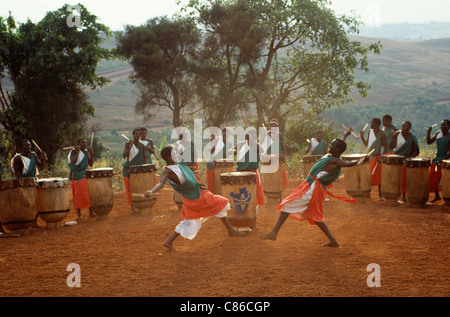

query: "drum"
left=129, top=164, right=157, bottom=216
left=212, top=158, right=235, bottom=195
left=260, top=154, right=284, bottom=201
left=86, top=168, right=114, bottom=220
left=301, top=155, right=323, bottom=180
left=342, top=154, right=371, bottom=202
left=220, top=172, right=257, bottom=229
left=0, top=178, right=36, bottom=231
left=380, top=154, right=405, bottom=205
left=442, top=160, right=450, bottom=206
left=35, top=178, right=70, bottom=228
left=405, top=158, right=430, bottom=208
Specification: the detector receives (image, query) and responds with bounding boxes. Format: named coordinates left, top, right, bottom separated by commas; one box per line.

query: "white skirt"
left=175, top=203, right=230, bottom=240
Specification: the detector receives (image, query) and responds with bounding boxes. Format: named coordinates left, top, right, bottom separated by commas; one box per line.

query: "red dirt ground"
left=1, top=176, right=449, bottom=298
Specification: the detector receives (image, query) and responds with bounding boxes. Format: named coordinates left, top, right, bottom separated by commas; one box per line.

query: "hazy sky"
left=1, top=0, right=449, bottom=31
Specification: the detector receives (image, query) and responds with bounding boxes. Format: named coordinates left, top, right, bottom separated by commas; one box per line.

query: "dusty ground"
left=1, top=175, right=449, bottom=298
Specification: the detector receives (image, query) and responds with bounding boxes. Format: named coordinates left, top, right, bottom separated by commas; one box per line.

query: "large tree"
left=116, top=16, right=201, bottom=127
left=0, top=4, right=113, bottom=164
left=186, top=0, right=382, bottom=129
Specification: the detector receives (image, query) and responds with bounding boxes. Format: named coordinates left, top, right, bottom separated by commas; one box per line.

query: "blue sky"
left=1, top=0, right=450, bottom=31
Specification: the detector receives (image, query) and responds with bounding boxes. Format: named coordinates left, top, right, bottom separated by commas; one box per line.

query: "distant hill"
left=357, top=22, right=450, bottom=41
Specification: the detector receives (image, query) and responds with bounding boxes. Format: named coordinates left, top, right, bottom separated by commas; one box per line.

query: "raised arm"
left=147, top=168, right=171, bottom=194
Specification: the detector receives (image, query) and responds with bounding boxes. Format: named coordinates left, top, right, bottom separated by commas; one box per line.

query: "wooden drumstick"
left=431, top=123, right=438, bottom=128
left=122, top=134, right=130, bottom=141
left=90, top=132, right=94, bottom=148
left=63, top=146, right=75, bottom=150
left=340, top=123, right=359, bottom=138
left=362, top=123, right=369, bottom=132
left=31, top=139, right=43, bottom=153
left=357, top=149, right=375, bottom=166
left=132, top=193, right=159, bottom=198
left=371, top=160, right=380, bottom=176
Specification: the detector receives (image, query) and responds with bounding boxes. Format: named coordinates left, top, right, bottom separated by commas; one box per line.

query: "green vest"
left=69, top=150, right=89, bottom=181
left=368, top=131, right=384, bottom=159
left=122, top=145, right=145, bottom=177
left=305, top=155, right=341, bottom=189
left=394, top=134, right=419, bottom=157
left=384, top=126, right=396, bottom=152
left=432, top=134, right=450, bottom=164
left=169, top=162, right=207, bottom=200
left=311, top=140, right=327, bottom=155
left=267, top=132, right=284, bottom=155
left=141, top=140, right=153, bottom=164
left=21, top=153, right=37, bottom=178
left=236, top=144, right=260, bottom=171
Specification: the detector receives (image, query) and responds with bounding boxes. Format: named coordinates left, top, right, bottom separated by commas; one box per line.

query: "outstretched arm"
left=147, top=168, right=170, bottom=194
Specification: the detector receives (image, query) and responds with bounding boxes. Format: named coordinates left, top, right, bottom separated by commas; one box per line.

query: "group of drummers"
left=1, top=116, right=449, bottom=240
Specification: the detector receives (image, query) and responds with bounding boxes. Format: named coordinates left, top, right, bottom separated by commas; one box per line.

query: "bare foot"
left=321, top=242, right=340, bottom=248
left=431, top=196, right=441, bottom=202
left=228, top=229, right=248, bottom=237
left=164, top=242, right=177, bottom=251
left=261, top=232, right=277, bottom=241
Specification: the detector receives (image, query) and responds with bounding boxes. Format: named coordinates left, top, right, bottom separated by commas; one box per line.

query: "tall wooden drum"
left=0, top=178, right=36, bottom=232
left=260, top=154, right=283, bottom=201
left=380, top=154, right=405, bottom=206
left=405, top=158, right=430, bottom=208
left=220, top=172, right=257, bottom=229
left=36, top=178, right=70, bottom=228
left=442, top=160, right=450, bottom=206
left=302, top=155, right=323, bottom=180
left=86, top=168, right=114, bottom=220
left=212, top=159, right=235, bottom=195
left=342, top=154, right=371, bottom=202
left=129, top=164, right=157, bottom=216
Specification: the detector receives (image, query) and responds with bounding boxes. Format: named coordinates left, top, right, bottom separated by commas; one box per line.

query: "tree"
left=186, top=0, right=382, bottom=129
left=116, top=16, right=201, bottom=127
left=0, top=4, right=114, bottom=164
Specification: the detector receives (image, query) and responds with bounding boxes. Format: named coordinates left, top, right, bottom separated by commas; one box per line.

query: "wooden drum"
left=0, top=178, right=36, bottom=231
left=302, top=155, right=323, bottom=180
left=129, top=164, right=157, bottom=216
left=36, top=178, right=70, bottom=228
left=220, top=172, right=257, bottom=229
left=212, top=158, right=235, bottom=195
left=342, top=154, right=371, bottom=202
left=380, top=154, right=405, bottom=206
left=442, top=160, right=450, bottom=206
left=260, top=154, right=284, bottom=201
left=86, top=168, right=114, bottom=220
left=405, top=158, right=430, bottom=208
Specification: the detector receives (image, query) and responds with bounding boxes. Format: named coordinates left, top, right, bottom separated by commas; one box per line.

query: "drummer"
left=306, top=129, right=328, bottom=155
left=382, top=115, right=397, bottom=153
left=139, top=127, right=155, bottom=164
left=144, top=146, right=247, bottom=251
left=173, top=131, right=201, bottom=182
left=427, top=119, right=450, bottom=202
left=261, top=129, right=364, bottom=247
left=359, top=118, right=388, bottom=201
left=264, top=119, right=289, bottom=189
left=122, top=128, right=148, bottom=213
left=390, top=121, right=420, bottom=202
left=69, top=138, right=94, bottom=220
left=11, top=139, right=43, bottom=179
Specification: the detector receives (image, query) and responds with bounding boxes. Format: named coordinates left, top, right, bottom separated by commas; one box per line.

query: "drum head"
left=405, top=158, right=430, bottom=168
left=36, top=178, right=70, bottom=188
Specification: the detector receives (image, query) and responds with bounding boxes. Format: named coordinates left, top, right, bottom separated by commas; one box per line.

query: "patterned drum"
left=212, top=159, right=235, bottom=195
left=405, top=158, right=430, bottom=208
left=442, top=160, right=450, bottom=206
left=380, top=154, right=405, bottom=206
left=342, top=154, right=371, bottom=202
left=36, top=178, right=70, bottom=228
left=260, top=154, right=284, bottom=201
left=129, top=164, right=157, bottom=216
left=220, top=172, right=257, bottom=229
left=0, top=178, right=36, bottom=231
left=302, top=155, right=323, bottom=180
left=86, top=168, right=114, bottom=220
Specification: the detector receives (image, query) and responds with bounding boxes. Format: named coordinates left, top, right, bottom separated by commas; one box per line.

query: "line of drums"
left=0, top=154, right=287, bottom=234
left=302, top=154, right=450, bottom=207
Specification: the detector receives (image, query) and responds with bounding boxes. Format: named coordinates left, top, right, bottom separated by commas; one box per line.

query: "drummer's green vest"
left=69, top=150, right=89, bottom=181
left=169, top=162, right=207, bottom=200
left=22, top=153, right=37, bottom=178
left=384, top=126, right=396, bottom=152
left=141, top=140, right=153, bottom=164
left=368, top=131, right=384, bottom=159
left=236, top=144, right=260, bottom=171
left=311, top=140, right=327, bottom=155
left=266, top=132, right=284, bottom=155
left=394, top=134, right=419, bottom=156
left=122, top=145, right=145, bottom=178
left=433, top=134, right=450, bottom=164
left=305, top=155, right=341, bottom=189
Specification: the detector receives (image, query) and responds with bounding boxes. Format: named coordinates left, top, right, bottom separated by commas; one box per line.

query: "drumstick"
left=31, top=139, right=43, bottom=153
left=63, top=146, right=75, bottom=150
left=362, top=123, right=369, bottom=132
left=132, top=193, right=159, bottom=198
left=90, top=132, right=94, bottom=148
left=371, top=161, right=380, bottom=176
left=122, top=134, right=130, bottom=141
left=340, top=123, right=359, bottom=138
left=357, top=149, right=375, bottom=166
